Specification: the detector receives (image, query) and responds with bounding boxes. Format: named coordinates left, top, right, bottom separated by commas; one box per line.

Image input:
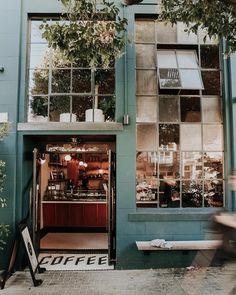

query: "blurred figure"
left=168, top=190, right=180, bottom=208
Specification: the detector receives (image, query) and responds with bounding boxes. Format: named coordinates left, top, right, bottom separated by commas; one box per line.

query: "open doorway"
left=29, top=135, right=116, bottom=266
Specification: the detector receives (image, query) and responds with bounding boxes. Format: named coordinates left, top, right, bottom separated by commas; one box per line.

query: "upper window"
left=157, top=50, right=204, bottom=90
left=135, top=19, right=224, bottom=209
left=27, top=19, right=116, bottom=123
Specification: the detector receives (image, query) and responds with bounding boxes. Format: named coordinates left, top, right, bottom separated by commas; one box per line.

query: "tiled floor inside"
left=40, top=232, right=108, bottom=250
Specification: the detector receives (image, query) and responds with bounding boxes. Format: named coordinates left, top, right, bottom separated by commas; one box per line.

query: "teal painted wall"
left=0, top=0, right=235, bottom=270
left=0, top=0, right=21, bottom=268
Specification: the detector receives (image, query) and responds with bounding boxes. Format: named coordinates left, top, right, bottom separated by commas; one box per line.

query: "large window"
left=27, top=19, right=115, bottom=123
left=135, top=19, right=223, bottom=208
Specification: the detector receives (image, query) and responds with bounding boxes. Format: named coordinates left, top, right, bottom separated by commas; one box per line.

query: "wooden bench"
left=136, top=240, right=222, bottom=251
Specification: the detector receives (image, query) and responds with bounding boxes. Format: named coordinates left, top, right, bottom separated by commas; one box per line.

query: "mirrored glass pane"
left=159, top=179, right=180, bottom=208
left=95, top=69, right=115, bottom=94
left=182, top=180, right=203, bottom=207
left=157, top=51, right=177, bottom=68
left=177, top=22, right=198, bottom=44
left=136, top=44, right=156, bottom=68
left=203, top=152, right=223, bottom=179
left=135, top=20, right=155, bottom=42
left=182, top=152, right=203, bottom=179
left=30, top=44, right=49, bottom=69
left=136, top=152, right=158, bottom=202
left=200, top=45, right=219, bottom=69
left=136, top=70, right=157, bottom=95
left=51, top=69, right=71, bottom=93
left=159, top=68, right=181, bottom=88
left=98, top=96, right=115, bottom=122
left=181, top=124, right=202, bottom=150
left=177, top=51, right=198, bottom=68
left=159, top=96, right=179, bottom=122
left=28, top=96, right=48, bottom=121
left=137, top=97, right=157, bottom=123
left=159, top=151, right=180, bottom=178
left=180, top=97, right=201, bottom=122
left=204, top=179, right=223, bottom=207
left=159, top=124, right=179, bottom=148
left=180, top=69, right=203, bottom=89
left=29, top=69, right=49, bottom=95
left=72, top=69, right=91, bottom=93
left=203, top=125, right=223, bottom=151
left=202, top=97, right=221, bottom=123
left=137, top=124, right=158, bottom=150
left=72, top=96, right=93, bottom=122
left=156, top=22, right=177, bottom=43
left=49, top=96, right=71, bottom=122
left=202, top=71, right=220, bottom=95
left=136, top=152, right=158, bottom=179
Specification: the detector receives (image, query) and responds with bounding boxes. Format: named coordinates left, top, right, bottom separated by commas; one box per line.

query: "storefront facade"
left=1, top=0, right=236, bottom=270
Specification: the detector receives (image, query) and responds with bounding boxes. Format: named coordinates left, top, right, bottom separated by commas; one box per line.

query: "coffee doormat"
left=38, top=253, right=114, bottom=271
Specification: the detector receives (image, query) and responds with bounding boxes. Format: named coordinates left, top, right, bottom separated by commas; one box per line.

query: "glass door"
left=108, top=150, right=116, bottom=265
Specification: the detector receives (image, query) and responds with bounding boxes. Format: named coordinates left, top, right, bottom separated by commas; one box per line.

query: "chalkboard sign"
left=18, top=222, right=46, bottom=286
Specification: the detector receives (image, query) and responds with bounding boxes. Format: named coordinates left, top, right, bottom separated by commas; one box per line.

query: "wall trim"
left=17, top=122, right=124, bottom=131
left=128, top=210, right=221, bottom=222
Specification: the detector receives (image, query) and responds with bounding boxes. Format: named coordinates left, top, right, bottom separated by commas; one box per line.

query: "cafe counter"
left=42, top=199, right=107, bottom=228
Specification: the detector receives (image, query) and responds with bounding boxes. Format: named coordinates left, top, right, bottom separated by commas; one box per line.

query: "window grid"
left=28, top=19, right=116, bottom=123
left=135, top=20, right=224, bottom=209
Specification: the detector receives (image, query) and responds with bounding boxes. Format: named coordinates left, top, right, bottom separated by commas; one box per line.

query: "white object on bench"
left=136, top=240, right=222, bottom=251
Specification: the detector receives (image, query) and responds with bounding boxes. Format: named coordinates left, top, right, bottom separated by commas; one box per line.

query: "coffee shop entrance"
left=30, top=136, right=116, bottom=265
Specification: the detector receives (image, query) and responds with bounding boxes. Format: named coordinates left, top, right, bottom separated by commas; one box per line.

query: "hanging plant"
left=40, top=0, right=128, bottom=69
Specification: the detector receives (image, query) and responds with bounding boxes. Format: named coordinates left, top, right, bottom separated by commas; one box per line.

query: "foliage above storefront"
left=159, top=0, right=236, bottom=56
left=40, top=0, right=127, bottom=69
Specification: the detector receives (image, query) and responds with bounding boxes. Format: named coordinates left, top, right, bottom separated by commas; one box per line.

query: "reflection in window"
left=182, top=180, right=203, bottom=207
left=52, top=69, right=71, bottom=93
left=159, top=124, right=179, bottom=147
left=135, top=19, right=224, bottom=209
left=136, top=44, right=156, bottom=68
left=137, top=124, right=158, bottom=151
left=135, top=20, right=155, bottom=43
left=203, top=125, right=223, bottom=151
left=136, top=70, right=157, bottom=95
left=180, top=124, right=202, bottom=151
left=200, top=45, right=219, bottom=69
left=28, top=19, right=115, bottom=122
left=204, top=179, right=223, bottom=207
left=72, top=96, right=93, bottom=122
left=202, top=97, right=221, bottom=123
left=182, top=152, right=203, bottom=179
left=180, top=97, right=201, bottom=122
left=137, top=97, right=157, bottom=123
left=159, top=96, right=179, bottom=122
left=72, top=69, right=91, bottom=93
left=203, top=152, right=223, bottom=179
left=157, top=50, right=203, bottom=89
left=156, top=22, right=177, bottom=43
left=202, top=71, right=220, bottom=95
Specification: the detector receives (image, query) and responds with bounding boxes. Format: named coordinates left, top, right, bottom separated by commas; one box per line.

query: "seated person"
left=168, top=190, right=180, bottom=208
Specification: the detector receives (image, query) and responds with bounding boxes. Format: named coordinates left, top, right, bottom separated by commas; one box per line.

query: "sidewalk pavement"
left=1, top=263, right=236, bottom=295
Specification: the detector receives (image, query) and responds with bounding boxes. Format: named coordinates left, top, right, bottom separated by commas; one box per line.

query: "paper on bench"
left=150, top=239, right=173, bottom=249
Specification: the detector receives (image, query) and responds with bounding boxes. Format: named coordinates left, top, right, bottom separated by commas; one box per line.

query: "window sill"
left=128, top=208, right=223, bottom=222
left=17, top=122, right=124, bottom=131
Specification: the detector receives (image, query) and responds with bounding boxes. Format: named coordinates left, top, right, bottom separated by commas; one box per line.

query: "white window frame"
left=157, top=49, right=204, bottom=90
